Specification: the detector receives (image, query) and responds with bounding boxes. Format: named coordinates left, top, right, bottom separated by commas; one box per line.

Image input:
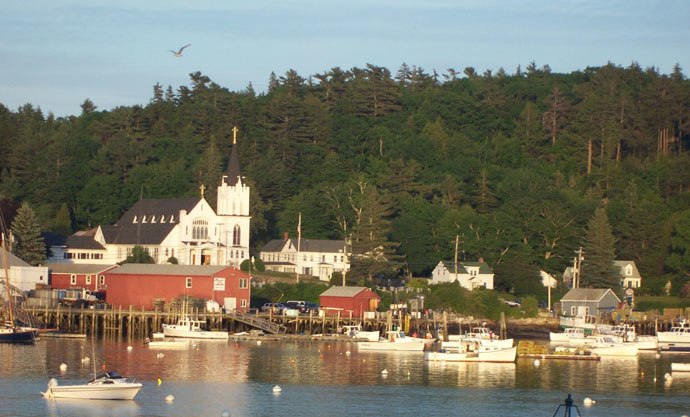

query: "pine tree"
left=581, top=207, right=619, bottom=288
left=10, top=202, right=46, bottom=266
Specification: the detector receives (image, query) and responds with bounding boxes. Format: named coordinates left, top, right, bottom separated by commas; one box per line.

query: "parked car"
left=302, top=302, right=319, bottom=314
left=285, top=300, right=306, bottom=311
left=261, top=302, right=288, bottom=313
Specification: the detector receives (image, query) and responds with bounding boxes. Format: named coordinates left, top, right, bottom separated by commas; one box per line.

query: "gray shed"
left=559, top=288, right=621, bottom=319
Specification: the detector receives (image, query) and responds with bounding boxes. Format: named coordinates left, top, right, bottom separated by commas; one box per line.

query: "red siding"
left=50, top=272, right=106, bottom=291
left=104, top=267, right=251, bottom=312
left=320, top=289, right=380, bottom=317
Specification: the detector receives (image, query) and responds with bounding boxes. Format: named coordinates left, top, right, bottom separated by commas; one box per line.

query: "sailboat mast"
left=1, top=234, right=15, bottom=326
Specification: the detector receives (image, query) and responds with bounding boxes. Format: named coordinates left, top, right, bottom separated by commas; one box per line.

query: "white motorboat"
left=425, top=341, right=517, bottom=363
left=549, top=327, right=588, bottom=345
left=657, top=321, right=690, bottom=352
left=144, top=337, right=188, bottom=349
left=162, top=317, right=229, bottom=340
left=42, top=371, right=142, bottom=400
left=357, top=330, right=425, bottom=351
left=341, top=325, right=380, bottom=342
left=445, top=326, right=513, bottom=350
left=586, top=335, right=638, bottom=357
left=600, top=324, right=658, bottom=350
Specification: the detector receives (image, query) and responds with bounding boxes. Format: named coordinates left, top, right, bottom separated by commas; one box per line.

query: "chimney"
left=283, top=232, right=289, bottom=241
left=478, top=257, right=484, bottom=263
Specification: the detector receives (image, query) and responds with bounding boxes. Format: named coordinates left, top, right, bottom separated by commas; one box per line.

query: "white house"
left=430, top=260, right=494, bottom=290
left=0, top=250, right=49, bottom=293
left=563, top=260, right=642, bottom=289
left=45, top=128, right=251, bottom=268
left=259, top=234, right=349, bottom=282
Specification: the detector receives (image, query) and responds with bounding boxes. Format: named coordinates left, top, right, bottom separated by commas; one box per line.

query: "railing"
left=227, top=310, right=287, bottom=334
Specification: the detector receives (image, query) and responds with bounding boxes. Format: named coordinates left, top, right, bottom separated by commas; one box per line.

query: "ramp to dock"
left=227, top=311, right=287, bottom=334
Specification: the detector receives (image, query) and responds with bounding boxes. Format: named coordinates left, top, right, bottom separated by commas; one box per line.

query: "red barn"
left=104, top=264, right=250, bottom=312
left=319, top=286, right=380, bottom=317
left=48, top=263, right=118, bottom=292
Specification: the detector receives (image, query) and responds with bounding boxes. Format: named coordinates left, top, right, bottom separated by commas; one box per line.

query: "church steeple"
left=227, top=126, right=242, bottom=185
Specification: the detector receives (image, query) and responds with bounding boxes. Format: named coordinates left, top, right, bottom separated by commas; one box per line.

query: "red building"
left=319, top=286, right=380, bottom=317
left=103, top=264, right=251, bottom=312
left=48, top=263, right=118, bottom=292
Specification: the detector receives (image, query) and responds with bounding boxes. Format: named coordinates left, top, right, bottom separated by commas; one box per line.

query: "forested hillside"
left=1, top=62, right=689, bottom=296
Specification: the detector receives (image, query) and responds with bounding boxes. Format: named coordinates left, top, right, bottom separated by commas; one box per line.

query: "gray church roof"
left=102, top=197, right=200, bottom=245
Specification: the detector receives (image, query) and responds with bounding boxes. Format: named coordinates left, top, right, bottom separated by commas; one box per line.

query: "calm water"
left=1, top=337, right=690, bottom=417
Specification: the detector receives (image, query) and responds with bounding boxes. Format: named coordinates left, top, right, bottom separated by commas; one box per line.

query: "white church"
left=46, top=128, right=251, bottom=267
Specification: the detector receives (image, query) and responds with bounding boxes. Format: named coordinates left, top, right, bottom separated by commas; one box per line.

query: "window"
left=86, top=275, right=92, bottom=285
left=99, top=275, right=105, bottom=285
left=70, top=274, right=77, bottom=285
left=186, top=277, right=193, bottom=288
left=240, top=299, right=247, bottom=307
left=239, top=278, right=248, bottom=289
left=233, top=224, right=241, bottom=246
left=193, top=219, right=209, bottom=240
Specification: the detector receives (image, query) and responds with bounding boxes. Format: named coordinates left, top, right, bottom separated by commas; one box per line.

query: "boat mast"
left=1, top=233, right=15, bottom=327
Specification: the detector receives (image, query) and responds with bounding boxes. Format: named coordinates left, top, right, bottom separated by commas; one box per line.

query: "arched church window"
left=233, top=224, right=241, bottom=246
left=192, top=219, right=209, bottom=240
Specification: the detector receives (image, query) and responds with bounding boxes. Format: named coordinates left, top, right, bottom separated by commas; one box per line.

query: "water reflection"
left=46, top=399, right=140, bottom=417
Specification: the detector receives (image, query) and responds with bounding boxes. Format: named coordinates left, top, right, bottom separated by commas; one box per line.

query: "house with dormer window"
left=45, top=128, right=251, bottom=268
left=430, top=259, right=494, bottom=290
left=259, top=233, right=349, bottom=282
left=562, top=260, right=642, bottom=289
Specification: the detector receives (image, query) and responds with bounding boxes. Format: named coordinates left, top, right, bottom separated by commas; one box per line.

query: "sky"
left=2, top=0, right=689, bottom=118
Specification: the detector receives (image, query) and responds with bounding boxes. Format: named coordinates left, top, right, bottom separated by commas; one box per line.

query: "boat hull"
left=0, top=328, right=36, bottom=344
left=357, top=340, right=425, bottom=351
left=162, top=326, right=229, bottom=340
left=425, top=346, right=517, bottom=363
left=43, top=383, right=142, bottom=400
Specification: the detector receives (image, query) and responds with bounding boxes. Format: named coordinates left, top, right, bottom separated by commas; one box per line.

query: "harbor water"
left=2, top=337, right=690, bottom=417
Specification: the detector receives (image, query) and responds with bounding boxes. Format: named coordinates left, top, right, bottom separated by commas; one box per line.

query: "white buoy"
left=127, top=345, right=133, bottom=351
left=664, top=372, right=673, bottom=381
left=81, top=356, right=90, bottom=363
left=583, top=397, right=595, bottom=406
left=345, top=350, right=351, bottom=356
left=533, top=359, right=541, bottom=367
left=165, top=394, right=175, bottom=402
left=59, top=363, right=67, bottom=371
left=157, top=352, right=165, bottom=358
left=221, top=411, right=231, bottom=417
left=272, top=385, right=282, bottom=393
left=257, top=340, right=262, bottom=346
left=381, top=369, right=388, bottom=375
left=655, top=353, right=661, bottom=359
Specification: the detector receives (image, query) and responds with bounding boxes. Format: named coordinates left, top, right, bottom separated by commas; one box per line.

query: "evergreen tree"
left=581, top=207, right=619, bottom=288
left=121, top=245, right=155, bottom=264
left=10, top=202, right=46, bottom=265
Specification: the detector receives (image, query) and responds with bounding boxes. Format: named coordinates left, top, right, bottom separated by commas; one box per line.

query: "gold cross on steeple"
left=232, top=126, right=238, bottom=144
left=199, top=184, right=206, bottom=198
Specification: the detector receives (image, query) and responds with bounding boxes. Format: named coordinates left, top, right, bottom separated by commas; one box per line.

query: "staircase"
left=227, top=310, right=287, bottom=334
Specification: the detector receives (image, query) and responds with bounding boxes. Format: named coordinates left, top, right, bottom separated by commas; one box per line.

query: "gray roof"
left=261, top=238, right=346, bottom=254
left=46, top=263, right=116, bottom=274
left=320, top=286, right=372, bottom=298
left=0, top=250, right=30, bottom=267
left=102, top=197, right=200, bottom=245
left=439, top=260, right=493, bottom=274
left=108, top=264, right=231, bottom=276
left=560, top=288, right=620, bottom=303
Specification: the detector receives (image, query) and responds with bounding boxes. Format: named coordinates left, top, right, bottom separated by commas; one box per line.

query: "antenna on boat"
left=551, top=394, right=581, bottom=417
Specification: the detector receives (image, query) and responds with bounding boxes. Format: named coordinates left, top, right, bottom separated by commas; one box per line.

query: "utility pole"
left=454, top=235, right=459, bottom=281
left=296, top=212, right=301, bottom=284
left=572, top=247, right=585, bottom=288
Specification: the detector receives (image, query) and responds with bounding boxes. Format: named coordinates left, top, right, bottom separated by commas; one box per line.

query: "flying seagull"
left=169, top=44, right=191, bottom=57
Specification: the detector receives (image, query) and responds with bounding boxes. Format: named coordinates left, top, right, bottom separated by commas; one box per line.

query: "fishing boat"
left=444, top=325, right=514, bottom=350
left=162, top=317, right=229, bottom=340
left=0, top=232, right=36, bottom=344
left=341, top=325, right=380, bottom=342
left=549, top=327, right=587, bottom=345
left=357, top=330, right=425, bottom=351
left=670, top=362, right=690, bottom=373
left=41, top=371, right=142, bottom=400
left=425, top=340, right=517, bottom=363
left=144, top=337, right=188, bottom=349
left=585, top=335, right=638, bottom=357
left=657, top=320, right=690, bottom=352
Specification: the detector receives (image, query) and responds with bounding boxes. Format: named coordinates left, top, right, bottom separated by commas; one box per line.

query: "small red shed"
left=104, top=264, right=251, bottom=312
left=319, top=286, right=380, bottom=317
left=47, top=263, right=118, bottom=292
